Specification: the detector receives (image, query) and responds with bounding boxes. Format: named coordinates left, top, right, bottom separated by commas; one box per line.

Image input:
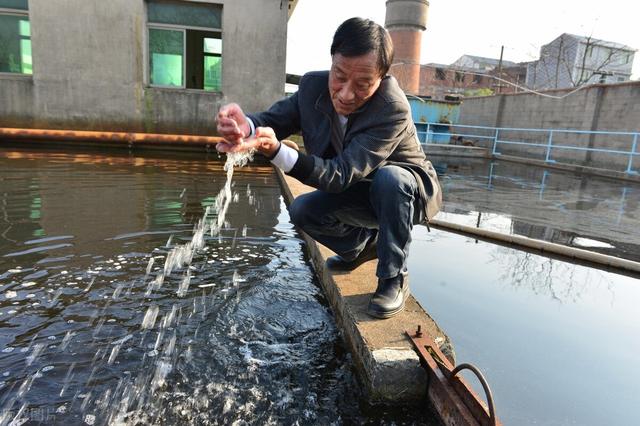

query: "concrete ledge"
left=422, top=143, right=490, bottom=158
left=495, top=154, right=640, bottom=183
left=274, top=168, right=454, bottom=403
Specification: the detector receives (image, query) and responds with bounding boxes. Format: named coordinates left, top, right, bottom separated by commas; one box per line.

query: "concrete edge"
left=273, top=167, right=455, bottom=404
left=494, top=154, right=640, bottom=183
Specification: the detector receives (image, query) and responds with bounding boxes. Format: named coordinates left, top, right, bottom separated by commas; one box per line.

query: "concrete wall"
left=459, top=81, right=640, bottom=170
left=0, top=0, right=288, bottom=135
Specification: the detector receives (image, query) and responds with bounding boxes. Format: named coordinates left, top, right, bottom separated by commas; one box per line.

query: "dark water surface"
left=432, top=157, right=640, bottom=262
left=0, top=148, right=434, bottom=425
left=410, top=156, right=640, bottom=425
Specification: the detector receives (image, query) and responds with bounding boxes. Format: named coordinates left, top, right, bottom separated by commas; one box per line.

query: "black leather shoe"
left=326, top=233, right=378, bottom=271
left=367, top=272, right=409, bottom=319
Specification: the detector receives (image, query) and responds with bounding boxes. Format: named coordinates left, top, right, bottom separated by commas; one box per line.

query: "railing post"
left=545, top=130, right=554, bottom=163
left=492, top=128, right=500, bottom=155
left=426, top=123, right=431, bottom=144
left=626, top=133, right=638, bottom=174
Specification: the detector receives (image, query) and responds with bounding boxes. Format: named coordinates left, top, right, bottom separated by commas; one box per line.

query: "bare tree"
left=533, top=34, right=633, bottom=90
left=570, top=36, right=629, bottom=86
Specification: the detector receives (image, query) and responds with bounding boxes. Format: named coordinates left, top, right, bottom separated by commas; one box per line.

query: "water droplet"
left=107, top=345, right=120, bottom=365
left=26, top=343, right=45, bottom=366
left=141, top=305, right=159, bottom=330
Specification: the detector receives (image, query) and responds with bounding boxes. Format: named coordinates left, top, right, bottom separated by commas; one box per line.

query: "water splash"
left=141, top=305, right=159, bottom=330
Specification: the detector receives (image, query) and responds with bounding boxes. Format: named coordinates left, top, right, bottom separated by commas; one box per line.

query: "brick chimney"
left=385, top=0, right=428, bottom=94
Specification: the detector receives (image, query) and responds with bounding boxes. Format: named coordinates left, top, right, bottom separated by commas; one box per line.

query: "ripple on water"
left=0, top=151, right=436, bottom=425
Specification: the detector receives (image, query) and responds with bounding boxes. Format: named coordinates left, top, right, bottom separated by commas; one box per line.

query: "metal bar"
left=493, top=139, right=639, bottom=156
left=627, top=134, right=638, bottom=174
left=417, top=122, right=639, bottom=137
left=546, top=144, right=638, bottom=155
left=545, top=130, right=554, bottom=163
left=434, top=132, right=495, bottom=140
left=492, top=129, right=500, bottom=155
left=494, top=140, right=547, bottom=148
left=407, top=329, right=502, bottom=426
left=426, top=122, right=431, bottom=144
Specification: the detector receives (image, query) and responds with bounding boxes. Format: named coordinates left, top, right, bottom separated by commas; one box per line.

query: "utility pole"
left=496, top=45, right=504, bottom=94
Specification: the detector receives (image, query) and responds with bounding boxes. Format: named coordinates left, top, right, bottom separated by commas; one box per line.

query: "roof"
left=454, top=54, right=517, bottom=68
left=561, top=33, right=637, bottom=52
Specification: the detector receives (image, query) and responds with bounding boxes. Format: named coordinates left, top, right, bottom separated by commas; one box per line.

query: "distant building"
left=526, top=33, right=637, bottom=90
left=419, top=63, right=493, bottom=99
left=451, top=54, right=516, bottom=71
left=418, top=55, right=526, bottom=98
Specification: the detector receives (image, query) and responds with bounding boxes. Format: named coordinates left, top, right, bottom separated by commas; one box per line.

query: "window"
left=473, top=73, right=482, bottom=84
left=455, top=71, right=464, bottom=82
left=0, top=0, right=31, bottom=75
left=147, top=0, right=222, bottom=91
left=435, top=68, right=446, bottom=80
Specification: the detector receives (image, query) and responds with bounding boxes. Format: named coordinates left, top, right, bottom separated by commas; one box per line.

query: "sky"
left=286, top=0, right=640, bottom=80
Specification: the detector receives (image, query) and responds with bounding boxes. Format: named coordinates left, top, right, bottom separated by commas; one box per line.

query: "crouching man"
left=216, top=17, right=441, bottom=318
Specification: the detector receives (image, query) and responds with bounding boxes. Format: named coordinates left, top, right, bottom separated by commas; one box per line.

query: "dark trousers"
left=288, top=165, right=423, bottom=279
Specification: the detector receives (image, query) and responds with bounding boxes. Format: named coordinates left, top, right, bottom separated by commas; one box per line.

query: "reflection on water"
left=434, top=157, right=640, bottom=261
left=0, top=148, right=435, bottom=425
left=409, top=226, right=640, bottom=426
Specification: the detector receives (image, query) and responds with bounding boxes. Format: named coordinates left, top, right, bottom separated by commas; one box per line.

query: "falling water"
left=0, top=151, right=256, bottom=423
left=0, top=149, right=399, bottom=426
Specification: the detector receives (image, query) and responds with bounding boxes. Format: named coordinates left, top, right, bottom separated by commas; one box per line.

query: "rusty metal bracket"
left=406, top=327, right=502, bottom=426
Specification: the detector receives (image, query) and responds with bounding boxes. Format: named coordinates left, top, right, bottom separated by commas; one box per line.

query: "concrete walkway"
left=274, top=168, right=453, bottom=403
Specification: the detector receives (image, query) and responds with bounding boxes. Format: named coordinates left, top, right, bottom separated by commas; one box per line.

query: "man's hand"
left=216, top=127, right=281, bottom=158
left=216, top=103, right=251, bottom=144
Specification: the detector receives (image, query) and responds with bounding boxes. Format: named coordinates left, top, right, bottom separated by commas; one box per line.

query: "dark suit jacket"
left=248, top=71, right=442, bottom=222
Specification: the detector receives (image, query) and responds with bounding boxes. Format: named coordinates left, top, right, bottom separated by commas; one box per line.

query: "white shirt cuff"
left=246, top=117, right=256, bottom=138
left=270, top=143, right=299, bottom=173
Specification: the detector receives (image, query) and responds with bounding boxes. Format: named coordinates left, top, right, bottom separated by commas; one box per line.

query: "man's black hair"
left=330, top=17, right=394, bottom=77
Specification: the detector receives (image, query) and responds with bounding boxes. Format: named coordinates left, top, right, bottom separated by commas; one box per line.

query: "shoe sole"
left=367, top=300, right=405, bottom=319
left=367, top=286, right=410, bottom=319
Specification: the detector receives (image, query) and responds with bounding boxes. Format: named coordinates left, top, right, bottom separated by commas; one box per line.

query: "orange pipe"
left=0, top=127, right=224, bottom=147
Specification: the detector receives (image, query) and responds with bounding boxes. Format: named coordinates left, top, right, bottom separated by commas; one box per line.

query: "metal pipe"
left=429, top=218, right=640, bottom=274
left=0, top=127, right=223, bottom=147
left=627, top=134, right=638, bottom=174
left=545, top=130, right=554, bottom=162
left=492, top=128, right=500, bottom=155
left=451, top=363, right=497, bottom=426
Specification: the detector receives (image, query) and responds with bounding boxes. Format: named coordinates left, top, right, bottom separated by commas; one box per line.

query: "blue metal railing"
left=417, top=122, right=640, bottom=175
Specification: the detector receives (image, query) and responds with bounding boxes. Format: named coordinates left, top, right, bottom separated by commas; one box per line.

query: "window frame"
left=148, top=24, right=187, bottom=89
left=146, top=12, right=223, bottom=91
left=0, top=7, right=32, bottom=78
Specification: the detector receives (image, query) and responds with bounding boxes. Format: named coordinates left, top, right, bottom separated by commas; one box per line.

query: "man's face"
left=329, top=52, right=382, bottom=116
